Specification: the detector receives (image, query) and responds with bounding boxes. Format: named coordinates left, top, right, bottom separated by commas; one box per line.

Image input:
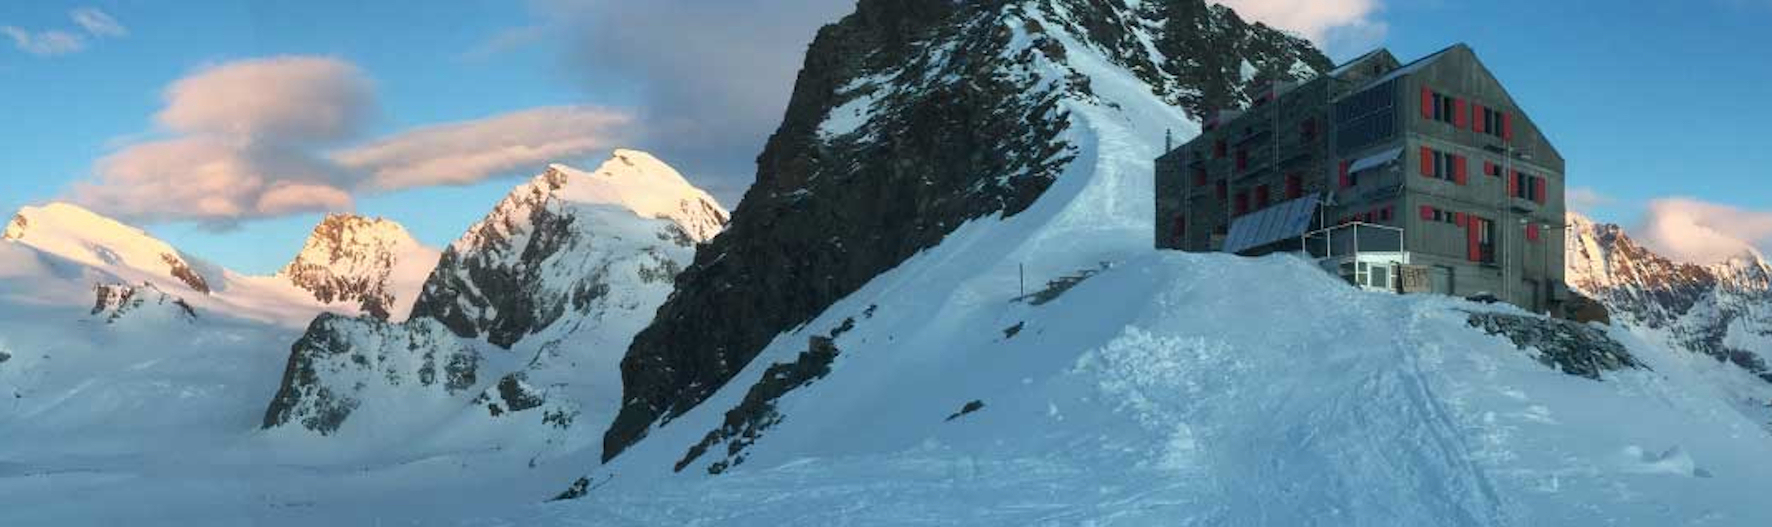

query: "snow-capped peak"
left=545, top=149, right=730, bottom=243
left=2, top=202, right=214, bottom=294
left=278, top=213, right=440, bottom=321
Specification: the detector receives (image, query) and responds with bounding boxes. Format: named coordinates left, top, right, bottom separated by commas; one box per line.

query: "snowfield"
left=4, top=3, right=1772, bottom=526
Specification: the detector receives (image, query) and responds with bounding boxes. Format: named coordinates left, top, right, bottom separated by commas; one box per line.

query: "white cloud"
left=1636, top=197, right=1772, bottom=264
left=1565, top=186, right=1615, bottom=213
left=70, top=8, right=127, bottom=38
left=1213, top=0, right=1387, bottom=57
left=2, top=26, right=87, bottom=56
left=2, top=8, right=128, bottom=57
left=336, top=106, right=636, bottom=191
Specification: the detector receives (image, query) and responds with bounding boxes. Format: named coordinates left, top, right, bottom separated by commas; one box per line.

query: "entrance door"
left=1430, top=266, right=1453, bottom=295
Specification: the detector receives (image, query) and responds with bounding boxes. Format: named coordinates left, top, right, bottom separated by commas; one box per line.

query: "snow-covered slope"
left=1567, top=212, right=1772, bottom=382
left=1, top=203, right=356, bottom=327
left=262, top=151, right=727, bottom=462
left=278, top=214, right=439, bottom=321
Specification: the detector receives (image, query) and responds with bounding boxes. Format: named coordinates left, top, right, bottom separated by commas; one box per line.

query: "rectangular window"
left=1430, top=92, right=1443, bottom=121
left=1477, top=217, right=1497, bottom=263
left=1193, top=168, right=1208, bottom=187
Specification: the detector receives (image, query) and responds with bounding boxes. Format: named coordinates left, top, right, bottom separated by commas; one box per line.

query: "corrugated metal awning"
left=1348, top=146, right=1405, bottom=174
left=1223, top=194, right=1322, bottom=255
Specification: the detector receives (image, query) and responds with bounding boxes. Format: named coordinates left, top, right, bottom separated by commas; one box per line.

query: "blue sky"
left=3, top=0, right=1770, bottom=272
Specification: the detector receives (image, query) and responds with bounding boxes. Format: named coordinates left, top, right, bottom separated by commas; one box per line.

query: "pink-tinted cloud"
left=72, top=57, right=371, bottom=227
left=74, top=137, right=357, bottom=226
left=1636, top=197, right=1772, bottom=264
left=335, top=105, right=635, bottom=191
left=158, top=56, right=374, bottom=144
left=74, top=55, right=640, bottom=226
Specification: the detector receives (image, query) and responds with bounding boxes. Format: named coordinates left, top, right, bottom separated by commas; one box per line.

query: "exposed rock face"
left=90, top=282, right=197, bottom=324
left=410, top=153, right=727, bottom=349
left=263, top=151, right=726, bottom=437
left=261, top=314, right=478, bottom=434
left=279, top=214, right=437, bottom=321
left=3, top=213, right=27, bottom=241
left=1566, top=213, right=1772, bottom=382
left=604, top=0, right=1329, bottom=461
left=1467, top=311, right=1642, bottom=380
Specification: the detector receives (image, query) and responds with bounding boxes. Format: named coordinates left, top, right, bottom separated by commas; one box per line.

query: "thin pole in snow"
left=1019, top=262, right=1025, bottom=298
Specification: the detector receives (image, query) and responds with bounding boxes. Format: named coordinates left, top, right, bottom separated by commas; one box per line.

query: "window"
left=1420, top=147, right=1466, bottom=185
left=1479, top=108, right=1510, bottom=140
left=1475, top=217, right=1497, bottom=263
left=1512, top=172, right=1546, bottom=203
left=1483, top=160, right=1501, bottom=177
left=1426, top=89, right=1458, bottom=125
left=1337, top=79, right=1398, bottom=153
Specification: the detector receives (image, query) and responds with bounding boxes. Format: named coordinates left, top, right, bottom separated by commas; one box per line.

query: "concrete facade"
left=1155, top=44, right=1568, bottom=313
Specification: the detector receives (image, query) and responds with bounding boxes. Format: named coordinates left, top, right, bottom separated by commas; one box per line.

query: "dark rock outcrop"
left=673, top=336, right=841, bottom=475
left=603, top=0, right=1329, bottom=462
left=261, top=314, right=479, bottom=434
left=91, top=282, right=196, bottom=323
left=1467, top=312, right=1643, bottom=380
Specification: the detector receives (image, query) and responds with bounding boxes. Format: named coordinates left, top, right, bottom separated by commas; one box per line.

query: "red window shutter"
left=1467, top=218, right=1482, bottom=262
left=1454, top=212, right=1467, bottom=227
left=1526, top=223, right=1541, bottom=242
left=1453, top=155, right=1469, bottom=185
left=1420, top=205, right=1434, bottom=220
left=1384, top=206, right=1395, bottom=222
left=1454, top=99, right=1468, bottom=129
left=1534, top=178, right=1547, bottom=204
left=1285, top=174, right=1302, bottom=199
left=1235, top=192, right=1249, bottom=216
left=1256, top=185, right=1270, bottom=208
left=1339, top=160, right=1352, bottom=188
left=1508, top=171, right=1519, bottom=197
left=1194, top=168, right=1207, bottom=187
left=1502, top=113, right=1514, bottom=141
left=1473, top=104, right=1486, bottom=133
left=1421, top=87, right=1434, bottom=119
left=1483, top=160, right=1496, bottom=177
left=1419, top=147, right=1434, bottom=177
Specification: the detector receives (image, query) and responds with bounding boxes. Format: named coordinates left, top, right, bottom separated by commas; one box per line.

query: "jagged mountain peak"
left=602, top=0, right=1331, bottom=461
left=279, top=212, right=438, bottom=321
left=408, top=152, right=727, bottom=349
left=3, top=202, right=213, bottom=294
left=1566, top=212, right=1772, bottom=383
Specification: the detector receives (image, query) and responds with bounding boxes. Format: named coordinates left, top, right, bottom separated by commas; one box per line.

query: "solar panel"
left=1223, top=194, right=1322, bottom=255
